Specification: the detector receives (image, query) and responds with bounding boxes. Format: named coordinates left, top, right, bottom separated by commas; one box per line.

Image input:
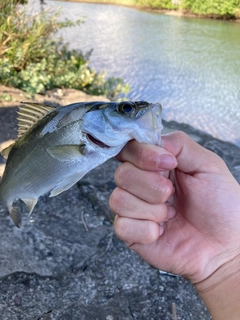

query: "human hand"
left=109, top=132, right=240, bottom=285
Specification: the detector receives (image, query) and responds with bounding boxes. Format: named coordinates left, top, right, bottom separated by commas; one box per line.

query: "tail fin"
left=9, top=206, right=21, bottom=228
left=0, top=178, right=5, bottom=207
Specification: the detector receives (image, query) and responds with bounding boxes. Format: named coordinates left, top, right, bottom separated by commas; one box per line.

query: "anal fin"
left=22, top=198, right=38, bottom=217
left=50, top=173, right=85, bottom=197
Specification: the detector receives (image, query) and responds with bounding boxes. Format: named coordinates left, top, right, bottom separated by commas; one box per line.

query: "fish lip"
left=86, top=133, right=110, bottom=148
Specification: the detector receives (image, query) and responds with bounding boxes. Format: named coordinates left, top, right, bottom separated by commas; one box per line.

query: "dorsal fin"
left=17, top=102, right=57, bottom=138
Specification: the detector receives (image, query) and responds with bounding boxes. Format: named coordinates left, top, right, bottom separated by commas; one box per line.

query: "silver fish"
left=0, top=101, right=162, bottom=227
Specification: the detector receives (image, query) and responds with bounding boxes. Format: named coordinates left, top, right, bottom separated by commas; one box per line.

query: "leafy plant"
left=0, top=0, right=129, bottom=100
left=178, top=0, right=240, bottom=18
left=135, top=0, right=240, bottom=17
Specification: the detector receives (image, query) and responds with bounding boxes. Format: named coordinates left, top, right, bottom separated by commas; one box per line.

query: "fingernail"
left=158, top=155, right=178, bottom=170
left=167, top=204, right=176, bottom=220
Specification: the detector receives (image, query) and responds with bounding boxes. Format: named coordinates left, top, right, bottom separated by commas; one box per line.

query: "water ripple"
left=47, top=1, right=240, bottom=145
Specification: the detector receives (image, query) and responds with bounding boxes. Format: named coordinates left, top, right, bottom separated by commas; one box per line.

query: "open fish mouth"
left=86, top=134, right=110, bottom=148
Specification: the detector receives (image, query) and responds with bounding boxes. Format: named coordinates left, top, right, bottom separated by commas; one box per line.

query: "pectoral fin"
left=47, top=144, right=85, bottom=161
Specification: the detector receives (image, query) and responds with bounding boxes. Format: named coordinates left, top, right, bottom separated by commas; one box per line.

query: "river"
left=48, top=1, right=240, bottom=145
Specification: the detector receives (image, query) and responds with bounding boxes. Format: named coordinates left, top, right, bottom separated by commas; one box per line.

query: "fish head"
left=81, top=101, right=163, bottom=156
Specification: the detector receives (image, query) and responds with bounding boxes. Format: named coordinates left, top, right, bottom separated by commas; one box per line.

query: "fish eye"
left=117, top=102, right=136, bottom=117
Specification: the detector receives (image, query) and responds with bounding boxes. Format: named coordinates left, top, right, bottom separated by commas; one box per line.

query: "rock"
left=1, top=86, right=240, bottom=319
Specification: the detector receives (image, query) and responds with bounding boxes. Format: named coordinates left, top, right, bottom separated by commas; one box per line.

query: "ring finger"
left=109, top=187, right=176, bottom=223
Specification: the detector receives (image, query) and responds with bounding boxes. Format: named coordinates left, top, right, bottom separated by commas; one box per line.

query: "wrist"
left=194, top=253, right=240, bottom=319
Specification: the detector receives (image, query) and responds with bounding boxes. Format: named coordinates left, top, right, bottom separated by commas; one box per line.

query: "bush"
left=135, top=0, right=240, bottom=18
left=178, top=0, right=240, bottom=18
left=0, top=0, right=129, bottom=100
left=136, top=0, right=177, bottom=10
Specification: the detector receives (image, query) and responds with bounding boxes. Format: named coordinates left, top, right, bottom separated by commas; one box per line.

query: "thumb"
left=161, top=131, right=222, bottom=174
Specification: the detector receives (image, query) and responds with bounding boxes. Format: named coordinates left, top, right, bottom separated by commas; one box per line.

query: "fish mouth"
left=87, top=134, right=110, bottom=148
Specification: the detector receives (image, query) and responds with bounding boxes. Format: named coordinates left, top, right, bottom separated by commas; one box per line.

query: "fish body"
left=0, top=101, right=162, bottom=227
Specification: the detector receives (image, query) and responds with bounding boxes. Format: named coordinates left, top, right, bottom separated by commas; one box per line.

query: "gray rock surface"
left=1, top=89, right=240, bottom=320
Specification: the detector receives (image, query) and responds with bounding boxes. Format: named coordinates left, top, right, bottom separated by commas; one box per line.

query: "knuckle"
left=174, top=131, right=189, bottom=142
left=114, top=164, right=125, bottom=186
left=150, top=204, right=168, bottom=222
left=114, top=162, right=134, bottom=188
left=109, top=188, right=125, bottom=214
left=114, top=217, right=128, bottom=240
left=114, top=218, right=160, bottom=245
left=167, top=130, right=190, bottom=147
left=161, top=179, right=174, bottom=201
left=150, top=175, right=173, bottom=203
left=207, top=153, right=227, bottom=172
left=151, top=176, right=163, bottom=192
left=144, top=222, right=159, bottom=243
left=137, top=146, right=158, bottom=170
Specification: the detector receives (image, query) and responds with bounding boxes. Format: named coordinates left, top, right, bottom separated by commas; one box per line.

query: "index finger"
left=116, top=140, right=178, bottom=172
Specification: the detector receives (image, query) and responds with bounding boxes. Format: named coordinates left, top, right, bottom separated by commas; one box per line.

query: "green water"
left=51, top=1, right=240, bottom=145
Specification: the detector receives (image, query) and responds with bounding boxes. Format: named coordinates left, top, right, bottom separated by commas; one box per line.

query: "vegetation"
left=74, top=0, right=136, bottom=5
left=0, top=0, right=129, bottom=100
left=135, top=0, right=240, bottom=18
left=181, top=0, right=240, bottom=19
left=135, top=0, right=177, bottom=10
left=74, top=0, right=240, bottom=19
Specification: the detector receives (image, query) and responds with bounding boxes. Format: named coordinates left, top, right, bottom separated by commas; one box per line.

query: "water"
left=48, top=1, right=240, bottom=145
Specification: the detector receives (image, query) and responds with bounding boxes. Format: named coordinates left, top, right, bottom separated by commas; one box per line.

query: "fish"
left=0, top=100, right=162, bottom=228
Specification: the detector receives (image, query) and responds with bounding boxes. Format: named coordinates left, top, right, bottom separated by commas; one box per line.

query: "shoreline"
left=54, top=0, right=240, bottom=22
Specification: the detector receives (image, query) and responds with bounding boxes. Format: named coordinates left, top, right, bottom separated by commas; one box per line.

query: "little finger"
left=114, top=215, right=164, bottom=245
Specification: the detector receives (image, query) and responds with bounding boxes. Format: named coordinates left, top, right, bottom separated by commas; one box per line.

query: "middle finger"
left=114, top=162, right=174, bottom=204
